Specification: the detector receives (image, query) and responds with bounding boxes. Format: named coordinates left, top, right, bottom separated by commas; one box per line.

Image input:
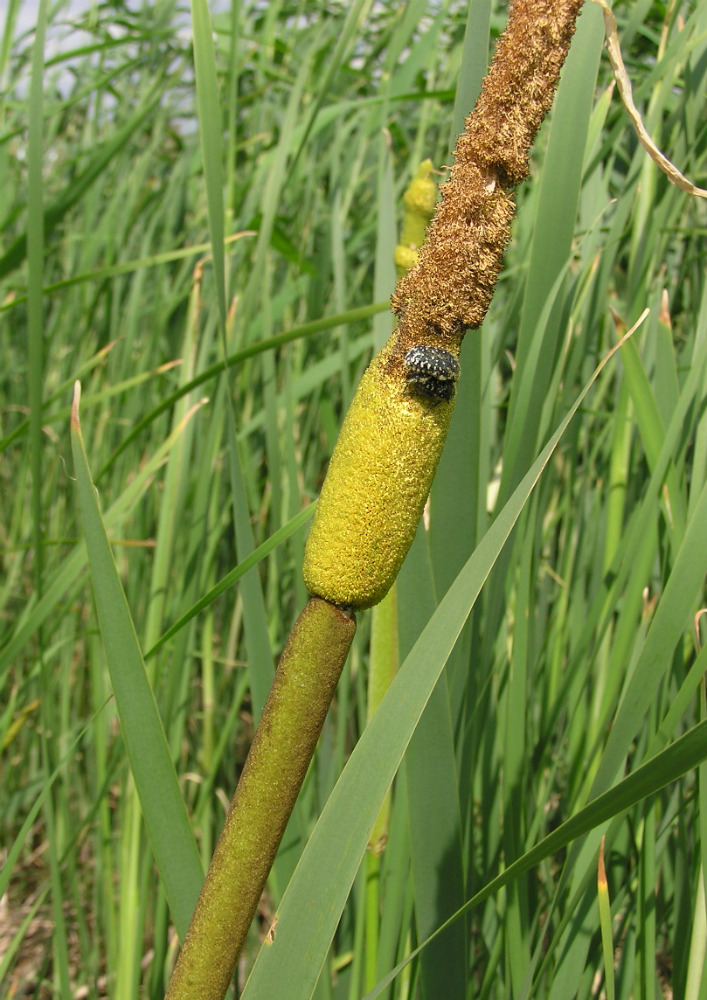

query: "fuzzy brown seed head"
left=394, top=175, right=515, bottom=347
left=392, top=0, right=584, bottom=351
left=304, top=0, right=585, bottom=612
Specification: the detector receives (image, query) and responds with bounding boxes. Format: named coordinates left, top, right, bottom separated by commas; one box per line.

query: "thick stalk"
left=165, top=598, right=356, bottom=1000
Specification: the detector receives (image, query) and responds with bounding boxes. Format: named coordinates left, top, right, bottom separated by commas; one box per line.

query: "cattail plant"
left=165, top=1, right=586, bottom=997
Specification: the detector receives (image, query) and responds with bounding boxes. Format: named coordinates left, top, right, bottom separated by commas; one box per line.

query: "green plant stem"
left=367, top=584, right=399, bottom=853
left=165, top=597, right=356, bottom=1000
left=365, top=585, right=399, bottom=992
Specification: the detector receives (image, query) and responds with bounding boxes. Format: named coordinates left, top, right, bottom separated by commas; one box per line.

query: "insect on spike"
left=403, top=345, right=460, bottom=402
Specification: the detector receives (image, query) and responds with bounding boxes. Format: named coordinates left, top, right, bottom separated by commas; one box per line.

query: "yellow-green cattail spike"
left=303, top=335, right=459, bottom=609
left=394, top=159, right=437, bottom=278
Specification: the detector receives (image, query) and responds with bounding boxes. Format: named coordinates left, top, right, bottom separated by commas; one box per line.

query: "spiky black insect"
left=403, top=345, right=460, bottom=402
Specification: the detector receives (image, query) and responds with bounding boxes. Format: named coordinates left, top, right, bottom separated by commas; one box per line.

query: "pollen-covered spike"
left=303, top=339, right=457, bottom=609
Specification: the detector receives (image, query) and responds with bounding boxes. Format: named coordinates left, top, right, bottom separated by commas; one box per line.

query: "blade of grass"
left=190, top=0, right=227, bottom=329
left=549, top=444, right=707, bottom=996
left=500, top=3, right=605, bottom=493
left=597, top=838, right=616, bottom=1000
left=27, top=0, right=46, bottom=595
left=450, top=0, right=492, bottom=141
left=0, top=232, right=255, bottom=316
left=0, top=0, right=20, bottom=93
left=70, top=382, right=204, bottom=940
left=398, top=530, right=467, bottom=1000
left=191, top=0, right=276, bottom=728
left=144, top=502, right=315, bottom=660
left=618, top=320, right=686, bottom=543
left=367, top=718, right=707, bottom=999
left=501, top=501, right=534, bottom=994
left=28, top=7, right=72, bottom=994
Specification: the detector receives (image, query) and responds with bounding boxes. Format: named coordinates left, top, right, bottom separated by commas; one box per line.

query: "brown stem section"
left=391, top=0, right=585, bottom=351
left=165, top=599, right=356, bottom=1000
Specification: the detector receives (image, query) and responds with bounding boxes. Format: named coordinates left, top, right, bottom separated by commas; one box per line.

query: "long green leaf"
left=144, top=501, right=315, bottom=660
left=367, top=718, right=707, bottom=999
left=190, top=0, right=227, bottom=329
left=70, top=383, right=203, bottom=941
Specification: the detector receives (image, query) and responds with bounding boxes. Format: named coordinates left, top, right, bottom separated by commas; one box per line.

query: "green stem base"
left=165, top=597, right=356, bottom=1000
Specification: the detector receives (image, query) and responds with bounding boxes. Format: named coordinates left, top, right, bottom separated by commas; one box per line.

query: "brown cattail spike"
left=392, top=0, right=585, bottom=351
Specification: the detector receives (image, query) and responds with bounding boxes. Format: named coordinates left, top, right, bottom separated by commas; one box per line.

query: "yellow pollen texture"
left=303, top=340, right=455, bottom=609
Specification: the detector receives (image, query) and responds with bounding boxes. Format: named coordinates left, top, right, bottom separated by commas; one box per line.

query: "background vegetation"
left=2, top=0, right=707, bottom=997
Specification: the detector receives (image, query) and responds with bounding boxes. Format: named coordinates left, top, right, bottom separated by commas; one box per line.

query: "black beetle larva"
left=403, top=345, right=460, bottom=402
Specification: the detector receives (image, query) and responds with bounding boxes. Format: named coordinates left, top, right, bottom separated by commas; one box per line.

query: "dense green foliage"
left=2, top=0, right=706, bottom=997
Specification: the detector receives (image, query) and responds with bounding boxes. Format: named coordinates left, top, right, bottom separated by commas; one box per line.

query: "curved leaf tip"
left=71, top=380, right=81, bottom=432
